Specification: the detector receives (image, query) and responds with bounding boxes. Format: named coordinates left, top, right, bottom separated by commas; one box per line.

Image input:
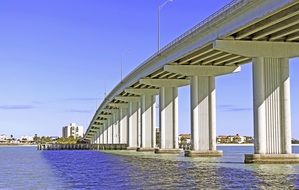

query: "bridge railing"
left=156, top=0, right=251, bottom=55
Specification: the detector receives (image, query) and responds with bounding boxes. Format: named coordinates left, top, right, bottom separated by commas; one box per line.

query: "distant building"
left=217, top=134, right=252, bottom=144
left=0, top=134, right=8, bottom=144
left=156, top=128, right=160, bottom=148
left=179, top=134, right=191, bottom=149
left=62, top=123, right=84, bottom=139
left=19, top=136, right=35, bottom=144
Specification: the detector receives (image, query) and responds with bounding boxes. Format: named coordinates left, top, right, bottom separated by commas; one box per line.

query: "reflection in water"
left=1, top=146, right=299, bottom=189
left=248, top=164, right=298, bottom=189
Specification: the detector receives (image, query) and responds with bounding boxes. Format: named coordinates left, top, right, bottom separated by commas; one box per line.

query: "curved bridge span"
left=84, top=0, right=299, bottom=163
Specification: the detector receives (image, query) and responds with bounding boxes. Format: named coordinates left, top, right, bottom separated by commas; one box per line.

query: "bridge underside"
left=85, top=0, right=299, bottom=164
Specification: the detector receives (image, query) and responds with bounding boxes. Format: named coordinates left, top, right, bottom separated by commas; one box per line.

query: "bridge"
left=83, top=0, right=299, bottom=163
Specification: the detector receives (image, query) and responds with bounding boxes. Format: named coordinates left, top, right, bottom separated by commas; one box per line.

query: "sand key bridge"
left=84, top=0, right=299, bottom=163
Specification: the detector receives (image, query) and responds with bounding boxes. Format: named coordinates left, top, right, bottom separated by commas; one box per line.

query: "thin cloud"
left=0, top=105, right=35, bottom=110
left=62, top=98, right=99, bottom=102
left=66, top=109, right=92, bottom=113
left=217, top=104, right=252, bottom=112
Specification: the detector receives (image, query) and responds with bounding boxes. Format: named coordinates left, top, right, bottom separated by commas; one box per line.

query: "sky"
left=0, top=0, right=298, bottom=138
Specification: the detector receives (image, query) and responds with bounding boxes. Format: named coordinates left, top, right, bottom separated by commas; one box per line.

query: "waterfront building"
left=19, top=136, right=35, bottom=144
left=179, top=134, right=191, bottom=149
left=0, top=134, right=8, bottom=144
left=217, top=134, right=252, bottom=144
left=62, top=123, right=84, bottom=139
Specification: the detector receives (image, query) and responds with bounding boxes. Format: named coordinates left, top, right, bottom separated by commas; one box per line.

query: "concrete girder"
left=108, top=103, right=128, bottom=108
left=164, top=65, right=240, bottom=76
left=115, top=96, right=140, bottom=102
left=98, top=114, right=112, bottom=119
left=213, top=40, right=299, bottom=58
left=92, top=124, right=102, bottom=128
left=125, top=88, right=159, bottom=95
left=139, top=78, right=190, bottom=88
left=102, top=108, right=119, bottom=113
left=94, top=119, right=107, bottom=123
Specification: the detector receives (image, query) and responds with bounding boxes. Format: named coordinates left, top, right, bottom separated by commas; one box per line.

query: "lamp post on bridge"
left=158, top=0, right=174, bottom=53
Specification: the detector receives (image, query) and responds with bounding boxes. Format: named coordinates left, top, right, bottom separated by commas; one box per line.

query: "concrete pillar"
left=120, top=107, right=128, bottom=144
left=99, top=126, right=103, bottom=144
left=103, top=122, right=108, bottom=144
left=96, top=131, right=100, bottom=144
left=213, top=40, right=299, bottom=163
left=91, top=136, right=94, bottom=144
left=128, top=102, right=139, bottom=149
left=107, top=118, right=113, bottom=144
left=138, top=79, right=189, bottom=153
left=139, top=94, right=156, bottom=151
left=159, top=87, right=179, bottom=150
left=185, top=76, right=222, bottom=157
left=253, top=57, right=291, bottom=154
left=137, top=102, right=142, bottom=148
left=112, top=110, right=120, bottom=144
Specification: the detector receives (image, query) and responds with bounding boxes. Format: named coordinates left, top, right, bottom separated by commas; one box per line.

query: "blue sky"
left=0, top=0, right=298, bottom=138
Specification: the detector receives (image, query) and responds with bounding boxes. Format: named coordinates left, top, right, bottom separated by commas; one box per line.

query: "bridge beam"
left=115, top=96, right=140, bottom=102
left=140, top=78, right=190, bottom=87
left=214, top=39, right=299, bottom=163
left=164, top=65, right=240, bottom=76
left=108, top=103, right=128, bottom=108
left=125, top=88, right=159, bottom=96
left=213, top=40, right=299, bottom=58
left=98, top=114, right=112, bottom=119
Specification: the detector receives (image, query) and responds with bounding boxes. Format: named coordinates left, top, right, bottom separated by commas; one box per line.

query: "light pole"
left=158, top=0, right=173, bottom=53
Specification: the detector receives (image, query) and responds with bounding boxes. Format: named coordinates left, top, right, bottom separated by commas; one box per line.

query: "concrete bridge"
left=84, top=0, right=299, bottom=163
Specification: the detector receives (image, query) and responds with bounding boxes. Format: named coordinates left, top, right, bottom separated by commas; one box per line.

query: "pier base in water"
left=245, top=154, right=299, bottom=164
left=136, top=148, right=155, bottom=152
left=155, top=148, right=181, bottom=154
left=184, top=150, right=223, bottom=157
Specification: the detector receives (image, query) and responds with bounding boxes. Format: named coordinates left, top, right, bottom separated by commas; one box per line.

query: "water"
left=1, top=146, right=299, bottom=189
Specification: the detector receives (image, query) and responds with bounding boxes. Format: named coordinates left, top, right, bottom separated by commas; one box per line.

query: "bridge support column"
left=107, top=118, right=113, bottom=144
left=103, top=121, right=108, bottom=145
left=156, top=87, right=180, bottom=154
left=244, top=57, right=299, bottom=163
left=137, top=94, right=156, bottom=152
left=124, top=88, right=159, bottom=152
left=138, top=79, right=189, bottom=154
left=164, top=66, right=237, bottom=157
left=213, top=40, right=299, bottom=163
left=185, top=76, right=222, bottom=157
left=96, top=131, right=100, bottom=144
left=119, top=107, right=128, bottom=144
left=112, top=110, right=120, bottom=145
left=99, top=126, right=103, bottom=145
left=128, top=102, right=139, bottom=150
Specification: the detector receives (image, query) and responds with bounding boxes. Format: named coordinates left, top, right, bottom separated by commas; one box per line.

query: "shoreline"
left=0, top=144, right=37, bottom=147
left=217, top=143, right=253, bottom=146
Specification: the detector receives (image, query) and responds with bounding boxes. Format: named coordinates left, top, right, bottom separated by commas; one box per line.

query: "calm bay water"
left=1, top=146, right=299, bottom=189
